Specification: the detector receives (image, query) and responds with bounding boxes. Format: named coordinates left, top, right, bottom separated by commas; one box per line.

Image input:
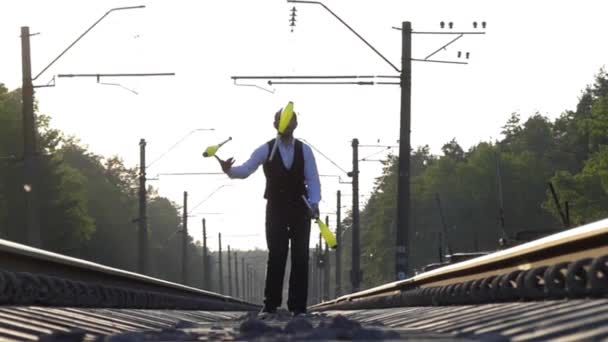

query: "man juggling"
left=215, top=102, right=321, bottom=317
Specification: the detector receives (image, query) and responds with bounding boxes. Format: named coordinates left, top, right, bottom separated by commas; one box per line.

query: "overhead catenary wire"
left=269, top=80, right=375, bottom=85
left=156, top=172, right=224, bottom=176
left=231, top=75, right=400, bottom=88
left=231, top=75, right=398, bottom=79
left=33, top=5, right=146, bottom=81
left=424, top=34, right=464, bottom=60
left=98, top=81, right=138, bottom=94
left=233, top=78, right=275, bottom=93
left=146, top=128, right=215, bottom=168
left=287, top=0, right=400, bottom=73
left=189, top=184, right=232, bottom=214
left=359, top=146, right=397, bottom=161
left=411, top=58, right=467, bottom=65
left=319, top=174, right=351, bottom=184
left=299, top=138, right=349, bottom=175
left=147, top=172, right=224, bottom=181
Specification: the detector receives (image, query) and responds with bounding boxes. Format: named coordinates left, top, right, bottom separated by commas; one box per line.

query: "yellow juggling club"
left=268, top=101, right=295, bottom=161
left=202, top=137, right=232, bottom=157
left=301, top=195, right=337, bottom=249
left=278, top=101, right=295, bottom=133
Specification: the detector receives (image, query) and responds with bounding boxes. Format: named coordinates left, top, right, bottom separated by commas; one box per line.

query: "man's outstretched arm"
left=220, top=143, right=268, bottom=179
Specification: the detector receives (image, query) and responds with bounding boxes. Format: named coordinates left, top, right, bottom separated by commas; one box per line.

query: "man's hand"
left=215, top=155, right=235, bottom=174
left=309, top=203, right=320, bottom=220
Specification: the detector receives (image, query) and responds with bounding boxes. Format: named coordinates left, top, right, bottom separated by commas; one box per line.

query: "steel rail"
left=313, top=217, right=608, bottom=310
left=0, top=238, right=258, bottom=310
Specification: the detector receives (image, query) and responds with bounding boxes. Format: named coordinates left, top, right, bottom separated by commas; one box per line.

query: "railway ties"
left=0, top=308, right=472, bottom=341
left=328, top=299, right=608, bottom=341
left=0, top=308, right=243, bottom=341
left=0, top=218, right=607, bottom=340
left=2, top=302, right=608, bottom=340
left=311, top=218, right=608, bottom=341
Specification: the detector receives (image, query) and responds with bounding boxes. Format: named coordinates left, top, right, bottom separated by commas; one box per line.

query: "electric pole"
left=202, top=218, right=209, bottom=289
left=19, top=6, right=169, bottom=250
left=234, top=251, right=239, bottom=298
left=435, top=193, right=452, bottom=258
left=246, top=264, right=251, bottom=301
left=218, top=232, right=223, bottom=294
left=247, top=265, right=252, bottom=302
left=138, top=139, right=148, bottom=274
left=324, top=216, right=330, bottom=300
left=335, top=190, right=342, bottom=297
left=241, top=257, right=245, bottom=300
left=181, top=191, right=188, bottom=285
left=311, top=245, right=317, bottom=302
left=308, top=251, right=314, bottom=305
left=350, top=138, right=361, bottom=292
left=21, top=27, right=41, bottom=248
left=318, top=235, right=323, bottom=301
left=227, top=245, right=232, bottom=296
left=252, top=268, right=258, bottom=303
left=395, top=21, right=412, bottom=280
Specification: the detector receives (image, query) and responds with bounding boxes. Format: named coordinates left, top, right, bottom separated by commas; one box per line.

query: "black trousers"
left=263, top=200, right=311, bottom=312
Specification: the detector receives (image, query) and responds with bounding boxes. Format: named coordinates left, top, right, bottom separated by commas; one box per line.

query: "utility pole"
left=21, top=27, right=41, bottom=248
left=246, top=264, right=251, bottom=301
left=181, top=191, right=188, bottom=285
left=234, top=251, right=239, bottom=298
left=395, top=22, right=412, bottom=281
left=318, top=235, right=323, bottom=301
left=435, top=193, right=452, bottom=258
left=252, top=268, right=257, bottom=303
left=350, top=138, right=361, bottom=292
left=241, top=257, right=245, bottom=300
left=335, top=190, right=342, bottom=297
left=227, top=245, right=232, bottom=296
left=496, top=152, right=510, bottom=242
left=311, top=246, right=317, bottom=302
left=19, top=6, right=168, bottom=249
left=138, top=139, right=148, bottom=274
left=218, top=232, right=223, bottom=294
left=202, top=218, right=209, bottom=289
left=247, top=265, right=252, bottom=302
left=308, top=250, right=314, bottom=305
left=324, top=216, right=330, bottom=300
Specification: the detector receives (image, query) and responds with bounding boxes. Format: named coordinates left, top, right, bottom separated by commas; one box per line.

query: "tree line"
left=0, top=84, right=269, bottom=298
left=333, top=69, right=608, bottom=289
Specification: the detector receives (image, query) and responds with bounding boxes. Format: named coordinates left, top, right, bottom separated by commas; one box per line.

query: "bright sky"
left=2, top=0, right=607, bottom=251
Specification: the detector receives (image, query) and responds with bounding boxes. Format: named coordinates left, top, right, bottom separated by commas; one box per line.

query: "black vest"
left=263, top=138, right=308, bottom=203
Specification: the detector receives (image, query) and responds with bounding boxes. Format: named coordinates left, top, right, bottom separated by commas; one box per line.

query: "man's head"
left=274, top=108, right=298, bottom=137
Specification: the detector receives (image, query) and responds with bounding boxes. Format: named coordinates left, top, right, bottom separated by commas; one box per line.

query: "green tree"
left=548, top=70, right=608, bottom=225
left=548, top=148, right=608, bottom=225
left=59, top=143, right=139, bottom=269
left=0, top=84, right=94, bottom=251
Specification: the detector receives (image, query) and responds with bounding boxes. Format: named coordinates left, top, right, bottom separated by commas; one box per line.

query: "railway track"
left=0, top=219, right=607, bottom=340
left=0, top=238, right=257, bottom=311
left=327, top=299, right=608, bottom=341
left=313, top=218, right=608, bottom=310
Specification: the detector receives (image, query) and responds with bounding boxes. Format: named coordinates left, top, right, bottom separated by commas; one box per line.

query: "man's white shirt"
left=227, top=138, right=321, bottom=205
